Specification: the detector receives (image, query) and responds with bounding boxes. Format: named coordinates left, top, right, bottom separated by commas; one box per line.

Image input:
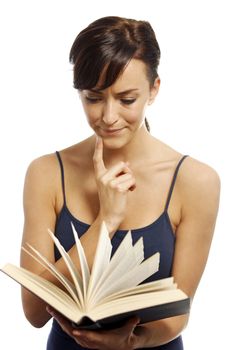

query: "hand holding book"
left=46, top=305, right=141, bottom=349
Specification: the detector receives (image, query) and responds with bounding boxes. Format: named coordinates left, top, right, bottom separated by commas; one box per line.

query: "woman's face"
left=79, top=59, right=160, bottom=148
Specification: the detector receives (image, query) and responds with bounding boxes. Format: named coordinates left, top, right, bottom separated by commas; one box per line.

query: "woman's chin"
left=102, top=136, right=129, bottom=150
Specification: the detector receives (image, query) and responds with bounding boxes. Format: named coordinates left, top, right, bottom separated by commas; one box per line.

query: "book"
left=1, top=221, right=190, bottom=330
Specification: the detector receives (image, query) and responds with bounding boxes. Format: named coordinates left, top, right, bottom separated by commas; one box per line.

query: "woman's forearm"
left=134, top=314, right=189, bottom=348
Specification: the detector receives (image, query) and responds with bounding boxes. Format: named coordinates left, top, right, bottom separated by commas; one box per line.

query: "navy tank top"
left=46, top=152, right=188, bottom=350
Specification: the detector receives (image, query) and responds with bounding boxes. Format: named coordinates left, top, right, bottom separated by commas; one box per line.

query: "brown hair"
left=69, top=16, right=161, bottom=132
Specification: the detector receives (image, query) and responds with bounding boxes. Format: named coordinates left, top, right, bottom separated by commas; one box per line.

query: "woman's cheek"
left=84, top=106, right=101, bottom=125
left=123, top=106, right=145, bottom=124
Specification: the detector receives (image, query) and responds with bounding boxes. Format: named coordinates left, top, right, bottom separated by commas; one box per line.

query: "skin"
left=21, top=59, right=220, bottom=348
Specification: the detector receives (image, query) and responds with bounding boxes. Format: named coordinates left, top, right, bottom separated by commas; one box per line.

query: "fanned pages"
left=71, top=223, right=90, bottom=300
left=88, top=232, right=144, bottom=305
left=48, top=229, right=85, bottom=308
left=1, top=221, right=190, bottom=329
left=101, top=277, right=177, bottom=304
left=21, top=245, right=80, bottom=306
left=3, top=264, right=82, bottom=322
left=86, top=221, right=112, bottom=302
left=91, top=251, right=160, bottom=306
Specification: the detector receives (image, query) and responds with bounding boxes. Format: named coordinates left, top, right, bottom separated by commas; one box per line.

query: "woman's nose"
left=102, top=100, right=118, bottom=125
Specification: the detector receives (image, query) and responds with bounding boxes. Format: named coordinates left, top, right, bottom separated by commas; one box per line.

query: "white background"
left=0, top=0, right=232, bottom=349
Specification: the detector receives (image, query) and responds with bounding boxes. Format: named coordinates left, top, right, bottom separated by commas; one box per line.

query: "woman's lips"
left=101, top=127, right=125, bottom=135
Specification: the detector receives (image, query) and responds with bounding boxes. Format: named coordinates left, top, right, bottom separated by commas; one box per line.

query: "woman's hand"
left=93, top=136, right=136, bottom=235
left=47, top=306, right=141, bottom=349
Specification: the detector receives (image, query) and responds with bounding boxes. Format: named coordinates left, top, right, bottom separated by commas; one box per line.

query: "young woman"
left=20, top=16, right=220, bottom=349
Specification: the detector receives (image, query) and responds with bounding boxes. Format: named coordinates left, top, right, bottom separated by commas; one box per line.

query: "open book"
left=1, top=221, right=190, bottom=329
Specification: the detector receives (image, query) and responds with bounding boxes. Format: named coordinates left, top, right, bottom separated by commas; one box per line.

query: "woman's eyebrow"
left=115, top=89, right=139, bottom=96
left=88, top=88, right=139, bottom=95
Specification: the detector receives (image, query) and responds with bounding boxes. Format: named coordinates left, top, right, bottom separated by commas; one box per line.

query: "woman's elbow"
left=169, top=313, right=189, bottom=339
left=21, top=289, right=51, bottom=328
left=23, top=309, right=48, bottom=328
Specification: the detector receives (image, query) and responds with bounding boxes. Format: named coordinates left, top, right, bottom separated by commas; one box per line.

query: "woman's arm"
left=133, top=157, right=221, bottom=348
left=20, top=155, right=108, bottom=328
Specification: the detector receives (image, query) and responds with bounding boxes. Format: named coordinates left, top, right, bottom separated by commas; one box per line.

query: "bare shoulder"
left=24, top=137, right=92, bottom=198
left=179, top=156, right=221, bottom=192
left=177, top=156, right=221, bottom=216
left=27, top=152, right=59, bottom=171
left=24, top=153, right=61, bottom=201
left=153, top=138, right=221, bottom=221
left=25, top=153, right=59, bottom=182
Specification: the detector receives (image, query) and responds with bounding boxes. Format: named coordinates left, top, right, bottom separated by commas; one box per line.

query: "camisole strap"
left=55, top=151, right=67, bottom=206
left=164, top=155, right=189, bottom=212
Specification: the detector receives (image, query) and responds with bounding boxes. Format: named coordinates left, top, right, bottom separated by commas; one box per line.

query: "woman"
left=20, top=16, right=220, bottom=349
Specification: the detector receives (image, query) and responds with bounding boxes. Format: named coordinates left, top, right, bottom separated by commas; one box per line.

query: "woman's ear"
left=148, top=77, right=161, bottom=105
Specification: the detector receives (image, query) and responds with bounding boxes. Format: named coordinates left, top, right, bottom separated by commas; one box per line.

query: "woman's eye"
left=121, top=99, right=136, bottom=105
left=84, top=96, right=136, bottom=105
left=85, top=97, right=101, bottom=103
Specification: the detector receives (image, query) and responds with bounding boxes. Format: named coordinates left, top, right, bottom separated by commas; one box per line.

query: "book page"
left=92, top=251, right=160, bottom=304
left=22, top=244, right=80, bottom=305
left=86, top=221, right=112, bottom=302
left=48, top=229, right=85, bottom=308
left=87, top=231, right=132, bottom=301
left=101, top=277, right=176, bottom=303
left=91, top=288, right=188, bottom=322
left=2, top=264, right=83, bottom=323
left=88, top=234, right=145, bottom=306
left=71, top=223, right=90, bottom=300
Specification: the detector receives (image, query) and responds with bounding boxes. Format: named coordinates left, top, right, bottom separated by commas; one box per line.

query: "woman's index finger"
left=93, top=136, right=106, bottom=176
